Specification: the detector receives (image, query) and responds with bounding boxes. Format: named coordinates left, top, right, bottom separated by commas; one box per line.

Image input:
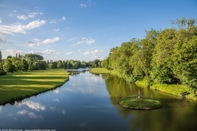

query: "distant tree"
left=57, top=60, right=63, bottom=68
left=25, top=54, right=44, bottom=62
left=3, top=58, right=15, bottom=72
left=33, top=61, right=47, bottom=70
left=0, top=50, right=2, bottom=70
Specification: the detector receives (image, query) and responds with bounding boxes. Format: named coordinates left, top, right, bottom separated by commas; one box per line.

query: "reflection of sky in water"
left=52, top=89, right=59, bottom=94
left=63, top=73, right=108, bottom=96
left=1, top=71, right=196, bottom=130
left=16, top=100, right=45, bottom=111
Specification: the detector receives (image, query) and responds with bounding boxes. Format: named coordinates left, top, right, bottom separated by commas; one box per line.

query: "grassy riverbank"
left=136, top=80, right=197, bottom=100
left=0, top=69, right=69, bottom=105
left=89, top=68, right=110, bottom=74
left=90, top=68, right=197, bottom=100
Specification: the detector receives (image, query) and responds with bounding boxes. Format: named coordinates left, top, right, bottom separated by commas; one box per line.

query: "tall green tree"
left=151, top=28, right=177, bottom=84
left=0, top=50, right=2, bottom=70
left=3, top=58, right=15, bottom=72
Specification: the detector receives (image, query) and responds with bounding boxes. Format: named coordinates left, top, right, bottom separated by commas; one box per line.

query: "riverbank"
left=90, top=68, right=197, bottom=101
left=0, top=69, right=69, bottom=105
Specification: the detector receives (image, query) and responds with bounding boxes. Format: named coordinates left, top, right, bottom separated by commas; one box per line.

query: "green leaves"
left=105, top=18, right=197, bottom=91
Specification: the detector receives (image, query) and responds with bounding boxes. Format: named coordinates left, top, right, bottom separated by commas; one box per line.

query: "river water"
left=0, top=71, right=197, bottom=131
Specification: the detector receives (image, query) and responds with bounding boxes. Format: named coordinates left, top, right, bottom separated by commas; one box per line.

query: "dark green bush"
left=0, top=71, right=7, bottom=75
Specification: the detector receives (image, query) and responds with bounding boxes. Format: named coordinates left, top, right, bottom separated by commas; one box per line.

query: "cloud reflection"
left=17, top=100, right=45, bottom=111
left=0, top=107, right=2, bottom=113
left=17, top=110, right=42, bottom=119
left=53, top=98, right=59, bottom=102
left=62, top=109, right=66, bottom=115
left=52, top=89, right=59, bottom=94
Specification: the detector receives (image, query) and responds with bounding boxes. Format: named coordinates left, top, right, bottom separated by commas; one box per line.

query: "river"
left=0, top=71, right=197, bottom=131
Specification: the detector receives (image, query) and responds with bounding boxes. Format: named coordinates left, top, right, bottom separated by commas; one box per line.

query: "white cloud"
left=86, top=39, right=95, bottom=44
left=0, top=19, right=46, bottom=35
left=42, top=50, right=55, bottom=55
left=4, top=49, right=23, bottom=56
left=0, top=17, right=2, bottom=24
left=27, top=38, right=41, bottom=47
left=28, top=37, right=59, bottom=47
left=17, top=12, right=42, bottom=20
left=42, top=37, right=59, bottom=44
left=66, top=52, right=73, bottom=55
left=12, top=10, right=17, bottom=12
left=78, top=49, right=81, bottom=52
left=67, top=37, right=78, bottom=42
left=80, top=4, right=87, bottom=8
left=62, top=16, right=66, bottom=21
left=49, top=20, right=56, bottom=24
left=53, top=28, right=59, bottom=32
left=72, top=38, right=95, bottom=46
left=84, top=51, right=90, bottom=55
left=17, top=100, right=45, bottom=111
left=50, top=16, right=66, bottom=24
left=29, top=49, right=56, bottom=56
left=84, top=49, right=104, bottom=56
left=17, top=15, right=28, bottom=20
left=28, top=12, right=40, bottom=18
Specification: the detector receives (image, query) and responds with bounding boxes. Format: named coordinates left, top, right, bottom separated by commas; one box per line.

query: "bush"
left=0, top=71, right=7, bottom=75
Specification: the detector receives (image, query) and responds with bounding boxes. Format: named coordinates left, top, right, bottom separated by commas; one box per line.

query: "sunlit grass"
left=89, top=68, right=110, bottom=74
left=136, top=80, right=197, bottom=100
left=119, top=96, right=162, bottom=110
left=0, top=69, right=69, bottom=105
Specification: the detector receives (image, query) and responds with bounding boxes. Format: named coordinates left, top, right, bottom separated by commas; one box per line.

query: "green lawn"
left=119, top=96, right=162, bottom=110
left=89, top=68, right=110, bottom=74
left=0, top=69, right=69, bottom=105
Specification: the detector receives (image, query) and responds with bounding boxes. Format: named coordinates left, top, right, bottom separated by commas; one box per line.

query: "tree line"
left=101, top=18, right=197, bottom=92
left=0, top=52, right=102, bottom=73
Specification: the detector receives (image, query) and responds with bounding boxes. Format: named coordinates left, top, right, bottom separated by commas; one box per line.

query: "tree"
left=3, top=58, right=15, bottom=72
left=0, top=50, right=2, bottom=70
left=151, top=28, right=177, bottom=84
left=173, top=36, right=197, bottom=92
left=57, top=60, right=63, bottom=68
left=25, top=54, right=44, bottom=62
left=134, top=29, right=160, bottom=86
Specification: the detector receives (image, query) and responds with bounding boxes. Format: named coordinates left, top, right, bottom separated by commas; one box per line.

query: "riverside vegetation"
left=90, top=68, right=197, bottom=100
left=0, top=49, right=102, bottom=105
left=99, top=18, right=197, bottom=100
left=0, top=69, right=69, bottom=105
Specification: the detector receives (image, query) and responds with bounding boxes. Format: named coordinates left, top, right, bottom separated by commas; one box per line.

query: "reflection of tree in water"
left=102, top=74, right=197, bottom=131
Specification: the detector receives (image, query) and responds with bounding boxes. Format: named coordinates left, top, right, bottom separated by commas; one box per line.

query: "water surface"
left=0, top=71, right=197, bottom=131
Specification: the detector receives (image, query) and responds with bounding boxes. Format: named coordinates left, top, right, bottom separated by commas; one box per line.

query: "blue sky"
left=0, top=0, right=197, bottom=61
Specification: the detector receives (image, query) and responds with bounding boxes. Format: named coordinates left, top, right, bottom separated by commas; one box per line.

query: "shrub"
left=0, top=71, right=7, bottom=75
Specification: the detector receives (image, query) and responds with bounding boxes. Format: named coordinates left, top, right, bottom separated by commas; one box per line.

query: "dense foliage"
left=0, top=50, right=102, bottom=73
left=102, top=18, right=197, bottom=92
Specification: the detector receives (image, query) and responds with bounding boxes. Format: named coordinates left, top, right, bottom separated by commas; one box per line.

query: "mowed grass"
left=0, top=69, right=69, bottom=105
left=89, top=68, right=110, bottom=74
left=119, top=96, right=162, bottom=110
